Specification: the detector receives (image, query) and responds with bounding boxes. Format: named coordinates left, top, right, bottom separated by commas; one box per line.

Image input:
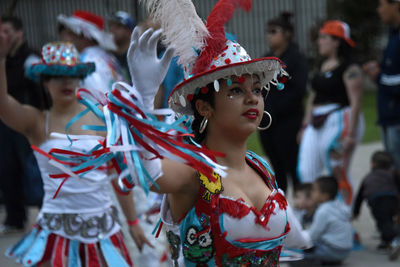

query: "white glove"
left=127, top=27, right=175, bottom=109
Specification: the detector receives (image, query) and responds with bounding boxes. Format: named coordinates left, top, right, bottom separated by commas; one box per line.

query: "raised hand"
left=127, top=27, right=175, bottom=109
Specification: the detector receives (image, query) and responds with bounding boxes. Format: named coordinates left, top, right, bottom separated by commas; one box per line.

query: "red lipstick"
left=243, top=108, right=259, bottom=119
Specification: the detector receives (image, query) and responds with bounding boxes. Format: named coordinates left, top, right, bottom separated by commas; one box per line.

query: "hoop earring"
left=257, top=111, right=272, bottom=131
left=199, top=117, right=208, bottom=134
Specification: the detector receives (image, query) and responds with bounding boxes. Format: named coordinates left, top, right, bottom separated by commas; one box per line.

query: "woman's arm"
left=150, top=158, right=198, bottom=194
left=113, top=187, right=154, bottom=252
left=0, top=26, right=42, bottom=139
left=343, top=64, right=363, bottom=155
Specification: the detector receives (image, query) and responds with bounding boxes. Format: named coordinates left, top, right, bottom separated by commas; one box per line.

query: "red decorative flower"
left=201, top=87, right=209, bottom=94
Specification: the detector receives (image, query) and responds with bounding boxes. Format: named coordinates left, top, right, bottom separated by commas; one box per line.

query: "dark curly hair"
left=189, top=82, right=215, bottom=143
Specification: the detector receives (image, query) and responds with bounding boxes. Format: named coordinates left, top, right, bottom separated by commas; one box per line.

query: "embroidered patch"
left=166, top=231, right=181, bottom=267
left=199, top=172, right=223, bottom=202
left=183, top=226, right=214, bottom=263
left=221, top=247, right=280, bottom=267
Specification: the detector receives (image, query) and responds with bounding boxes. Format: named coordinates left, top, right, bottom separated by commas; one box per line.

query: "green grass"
left=247, top=91, right=381, bottom=156
left=361, top=91, right=381, bottom=143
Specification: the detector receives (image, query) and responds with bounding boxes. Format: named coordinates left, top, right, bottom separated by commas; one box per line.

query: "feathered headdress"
left=192, top=0, right=252, bottom=74
left=140, top=0, right=209, bottom=68
left=141, top=0, right=287, bottom=116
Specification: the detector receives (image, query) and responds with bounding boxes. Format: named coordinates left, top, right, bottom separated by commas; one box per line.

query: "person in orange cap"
left=297, top=20, right=365, bottom=205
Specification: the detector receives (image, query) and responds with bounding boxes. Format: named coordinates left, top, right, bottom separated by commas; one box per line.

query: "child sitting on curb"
left=304, top=176, right=353, bottom=265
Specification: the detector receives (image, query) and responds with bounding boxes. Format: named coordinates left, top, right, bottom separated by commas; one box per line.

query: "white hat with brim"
left=168, top=40, right=285, bottom=116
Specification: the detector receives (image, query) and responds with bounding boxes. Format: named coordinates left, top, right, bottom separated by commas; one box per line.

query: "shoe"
left=320, top=260, right=342, bottom=266
left=0, top=224, right=24, bottom=235
left=389, top=237, right=400, bottom=261
left=377, top=241, right=390, bottom=250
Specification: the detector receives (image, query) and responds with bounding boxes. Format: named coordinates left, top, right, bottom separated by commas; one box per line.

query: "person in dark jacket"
left=258, top=12, right=308, bottom=192
left=363, top=0, right=400, bottom=174
left=353, top=151, right=399, bottom=253
left=0, top=16, right=42, bottom=234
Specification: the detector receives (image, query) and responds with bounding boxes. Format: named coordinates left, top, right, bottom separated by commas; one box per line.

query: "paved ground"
left=0, top=141, right=399, bottom=266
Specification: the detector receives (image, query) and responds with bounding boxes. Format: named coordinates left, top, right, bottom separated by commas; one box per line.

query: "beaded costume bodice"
left=163, top=151, right=290, bottom=267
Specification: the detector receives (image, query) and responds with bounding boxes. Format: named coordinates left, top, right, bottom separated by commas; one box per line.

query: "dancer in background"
left=57, top=10, right=124, bottom=95
left=0, top=37, right=150, bottom=266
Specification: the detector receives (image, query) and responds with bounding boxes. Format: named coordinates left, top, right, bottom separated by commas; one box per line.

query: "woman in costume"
left=44, top=1, right=312, bottom=266
left=121, top=1, right=312, bottom=266
left=0, top=38, right=151, bottom=265
left=297, top=20, right=365, bottom=205
left=258, top=12, right=308, bottom=193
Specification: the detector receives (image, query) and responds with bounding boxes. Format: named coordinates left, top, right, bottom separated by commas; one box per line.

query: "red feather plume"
left=192, top=0, right=252, bottom=74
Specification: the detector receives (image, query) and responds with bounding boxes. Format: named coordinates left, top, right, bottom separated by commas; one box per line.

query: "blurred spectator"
left=108, top=10, right=135, bottom=82
left=363, top=0, right=400, bottom=175
left=57, top=10, right=124, bottom=96
left=297, top=20, right=364, bottom=205
left=0, top=16, right=42, bottom=234
left=304, top=176, right=353, bottom=265
left=258, top=12, right=307, bottom=193
left=353, top=151, right=400, bottom=258
left=293, top=183, right=315, bottom=229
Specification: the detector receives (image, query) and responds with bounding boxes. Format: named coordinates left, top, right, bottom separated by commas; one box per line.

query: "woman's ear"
left=195, top=99, right=212, bottom=117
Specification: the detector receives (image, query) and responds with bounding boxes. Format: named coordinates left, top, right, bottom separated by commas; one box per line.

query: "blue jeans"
left=382, top=125, right=400, bottom=170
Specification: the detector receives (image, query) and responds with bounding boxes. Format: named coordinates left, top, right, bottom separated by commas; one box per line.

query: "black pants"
left=258, top=115, right=301, bottom=192
left=368, top=195, right=399, bottom=243
left=0, top=121, right=29, bottom=228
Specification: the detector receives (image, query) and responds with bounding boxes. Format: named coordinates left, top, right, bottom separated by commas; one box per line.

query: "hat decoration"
left=57, top=10, right=117, bottom=51
left=26, top=42, right=95, bottom=80
left=142, top=0, right=288, bottom=116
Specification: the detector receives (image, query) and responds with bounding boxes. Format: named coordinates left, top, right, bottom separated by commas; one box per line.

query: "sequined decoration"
left=39, top=207, right=119, bottom=239
left=183, top=226, right=214, bottom=264
left=42, top=42, right=80, bottom=66
left=198, top=171, right=223, bottom=202
left=214, top=80, right=220, bottom=92
left=166, top=231, right=181, bottom=267
left=227, top=78, right=233, bottom=87
left=198, top=213, right=211, bottom=228
left=221, top=247, right=280, bottom=267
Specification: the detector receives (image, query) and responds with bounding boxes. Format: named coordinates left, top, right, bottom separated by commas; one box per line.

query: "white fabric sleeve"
left=283, top=203, right=313, bottom=249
